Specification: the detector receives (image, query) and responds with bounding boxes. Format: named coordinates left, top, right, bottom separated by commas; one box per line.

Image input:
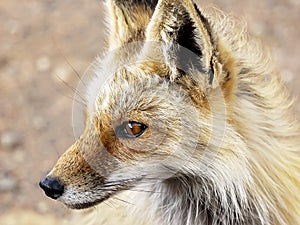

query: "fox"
left=39, top=0, right=300, bottom=225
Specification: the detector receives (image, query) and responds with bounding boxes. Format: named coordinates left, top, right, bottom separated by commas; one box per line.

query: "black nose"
left=39, top=176, right=64, bottom=200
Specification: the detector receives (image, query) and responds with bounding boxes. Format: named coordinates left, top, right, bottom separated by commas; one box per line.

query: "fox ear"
left=106, top=0, right=158, bottom=50
left=144, top=0, right=235, bottom=90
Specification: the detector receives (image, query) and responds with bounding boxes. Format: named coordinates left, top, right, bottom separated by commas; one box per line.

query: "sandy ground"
left=0, top=0, right=299, bottom=224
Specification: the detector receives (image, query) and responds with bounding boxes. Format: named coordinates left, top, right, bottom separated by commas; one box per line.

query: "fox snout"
left=38, top=123, right=137, bottom=209
left=39, top=176, right=64, bottom=200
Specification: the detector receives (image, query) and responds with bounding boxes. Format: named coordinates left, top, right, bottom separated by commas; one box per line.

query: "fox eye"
left=115, top=121, right=147, bottom=138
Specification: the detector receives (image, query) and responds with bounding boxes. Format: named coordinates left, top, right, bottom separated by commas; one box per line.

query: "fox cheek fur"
left=39, top=0, right=300, bottom=224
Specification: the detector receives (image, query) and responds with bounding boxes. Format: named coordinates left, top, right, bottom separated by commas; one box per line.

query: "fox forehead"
left=86, top=62, right=184, bottom=119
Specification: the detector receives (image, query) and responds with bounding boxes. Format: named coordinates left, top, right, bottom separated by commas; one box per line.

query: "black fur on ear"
left=106, top=0, right=158, bottom=49
left=114, top=0, right=158, bottom=9
left=170, top=7, right=205, bottom=74
left=145, top=0, right=216, bottom=84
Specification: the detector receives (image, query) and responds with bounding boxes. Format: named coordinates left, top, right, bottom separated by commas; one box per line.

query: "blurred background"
left=0, top=0, right=299, bottom=224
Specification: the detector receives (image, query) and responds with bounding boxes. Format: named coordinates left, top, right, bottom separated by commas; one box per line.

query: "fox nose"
left=39, top=176, right=64, bottom=200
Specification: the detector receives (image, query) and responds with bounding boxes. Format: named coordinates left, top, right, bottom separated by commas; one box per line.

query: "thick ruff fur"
left=41, top=0, right=300, bottom=224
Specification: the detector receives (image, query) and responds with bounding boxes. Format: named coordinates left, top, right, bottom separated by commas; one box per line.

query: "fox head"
left=40, top=0, right=247, bottom=210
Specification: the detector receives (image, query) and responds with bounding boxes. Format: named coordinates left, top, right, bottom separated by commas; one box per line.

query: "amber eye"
left=115, top=121, right=147, bottom=138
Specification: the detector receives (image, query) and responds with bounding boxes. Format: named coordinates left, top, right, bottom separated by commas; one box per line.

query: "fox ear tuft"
left=106, top=0, right=158, bottom=50
left=144, top=0, right=222, bottom=87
